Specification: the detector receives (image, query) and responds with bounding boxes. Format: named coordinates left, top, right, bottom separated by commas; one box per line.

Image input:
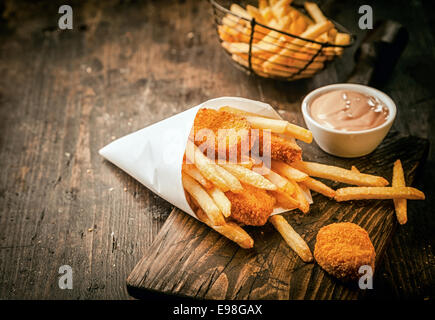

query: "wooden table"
left=0, top=0, right=433, bottom=299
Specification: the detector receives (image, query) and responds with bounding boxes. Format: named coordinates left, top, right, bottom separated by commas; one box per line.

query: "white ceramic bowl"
left=301, top=83, right=397, bottom=158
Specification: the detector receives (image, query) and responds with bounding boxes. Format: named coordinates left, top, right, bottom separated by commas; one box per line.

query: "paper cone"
left=99, top=97, right=310, bottom=220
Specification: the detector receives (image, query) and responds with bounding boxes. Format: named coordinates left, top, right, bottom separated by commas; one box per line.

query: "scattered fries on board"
left=215, top=1, right=352, bottom=80
left=181, top=106, right=425, bottom=262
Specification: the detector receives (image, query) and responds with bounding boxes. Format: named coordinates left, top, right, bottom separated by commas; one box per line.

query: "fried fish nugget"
left=191, top=109, right=255, bottom=160
left=225, top=184, right=276, bottom=226
left=258, top=132, right=302, bottom=164
left=314, top=222, right=376, bottom=281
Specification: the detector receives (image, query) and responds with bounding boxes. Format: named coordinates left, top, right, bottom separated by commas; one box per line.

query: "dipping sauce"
left=310, top=90, right=389, bottom=132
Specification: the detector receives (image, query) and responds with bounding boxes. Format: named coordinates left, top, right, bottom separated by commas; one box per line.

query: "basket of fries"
left=210, top=0, right=355, bottom=81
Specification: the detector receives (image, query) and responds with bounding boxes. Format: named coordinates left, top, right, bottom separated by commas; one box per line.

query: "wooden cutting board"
left=126, top=129, right=429, bottom=300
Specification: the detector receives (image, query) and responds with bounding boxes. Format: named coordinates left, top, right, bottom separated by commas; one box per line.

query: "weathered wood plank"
left=127, top=130, right=429, bottom=300
left=0, top=0, right=433, bottom=299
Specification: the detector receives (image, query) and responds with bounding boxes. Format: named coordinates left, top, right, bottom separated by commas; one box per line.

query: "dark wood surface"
left=0, top=0, right=434, bottom=299
left=127, top=131, right=428, bottom=300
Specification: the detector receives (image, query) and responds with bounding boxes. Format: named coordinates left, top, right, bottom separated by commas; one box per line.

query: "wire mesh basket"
left=210, top=0, right=355, bottom=81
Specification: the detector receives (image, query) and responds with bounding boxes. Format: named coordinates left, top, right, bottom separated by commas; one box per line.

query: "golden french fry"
left=292, top=161, right=389, bottom=187
left=289, top=6, right=314, bottom=25
left=196, top=209, right=254, bottom=249
left=285, top=123, right=313, bottom=143
left=273, top=0, right=293, bottom=8
left=271, top=2, right=290, bottom=20
left=221, top=41, right=250, bottom=55
left=334, top=187, right=425, bottom=202
left=214, top=164, right=244, bottom=192
left=393, top=160, right=407, bottom=224
left=292, top=180, right=310, bottom=213
left=290, top=15, right=308, bottom=35
left=218, top=25, right=236, bottom=43
left=230, top=3, right=251, bottom=20
left=207, top=187, right=232, bottom=218
left=182, top=164, right=213, bottom=189
left=270, top=215, right=313, bottom=262
left=232, top=113, right=312, bottom=144
left=246, top=5, right=265, bottom=23
left=258, top=0, right=268, bottom=10
left=182, top=173, right=225, bottom=226
left=271, top=190, right=299, bottom=209
left=334, top=32, right=351, bottom=55
left=220, top=163, right=277, bottom=190
left=301, top=177, right=335, bottom=198
left=277, top=15, right=293, bottom=31
left=263, top=170, right=295, bottom=195
left=304, top=2, right=327, bottom=23
left=229, top=53, right=265, bottom=75
left=263, top=20, right=334, bottom=71
left=260, top=6, right=273, bottom=22
left=238, top=158, right=254, bottom=169
left=351, top=165, right=360, bottom=173
left=188, top=141, right=239, bottom=192
left=272, top=160, right=309, bottom=182
left=245, top=116, right=288, bottom=133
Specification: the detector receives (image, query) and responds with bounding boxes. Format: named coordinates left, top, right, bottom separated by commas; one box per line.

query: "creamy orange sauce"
left=310, top=90, right=389, bottom=131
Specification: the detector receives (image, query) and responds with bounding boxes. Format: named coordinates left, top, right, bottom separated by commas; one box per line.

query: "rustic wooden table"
left=0, top=0, right=433, bottom=300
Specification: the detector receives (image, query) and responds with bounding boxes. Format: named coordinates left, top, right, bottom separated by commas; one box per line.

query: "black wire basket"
left=210, top=0, right=355, bottom=81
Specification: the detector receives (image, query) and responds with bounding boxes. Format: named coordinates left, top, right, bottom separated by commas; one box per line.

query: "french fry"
left=218, top=25, right=236, bottom=43
left=182, top=173, right=225, bottom=226
left=288, top=6, right=314, bottom=25
left=304, top=2, right=327, bottom=23
left=245, top=116, right=288, bottom=133
left=225, top=110, right=312, bottom=144
left=271, top=190, right=299, bottom=209
left=292, top=180, right=310, bottom=213
left=289, top=15, right=307, bottom=35
left=263, top=20, right=334, bottom=71
left=238, top=158, right=254, bottom=169
left=220, top=163, right=277, bottom=190
left=230, top=3, right=251, bottom=21
left=301, top=177, right=335, bottom=198
left=292, top=161, right=389, bottom=187
left=190, top=143, right=229, bottom=191
left=214, top=164, right=245, bottom=192
left=182, top=164, right=213, bottom=189
left=196, top=209, right=254, bottom=249
left=189, top=140, right=242, bottom=192
left=270, top=215, right=313, bottom=262
left=272, top=160, right=309, bottom=182
left=207, top=187, right=232, bottom=218
left=260, top=6, right=273, bottom=23
left=246, top=5, right=265, bottom=23
left=258, top=0, right=268, bottom=10
left=392, top=160, right=407, bottom=224
left=299, top=183, right=313, bottom=203
left=285, top=123, right=313, bottom=143
left=271, top=2, right=290, bottom=20
left=263, top=170, right=295, bottom=195
left=351, top=165, right=360, bottom=173
left=335, top=187, right=425, bottom=202
left=334, top=32, right=351, bottom=55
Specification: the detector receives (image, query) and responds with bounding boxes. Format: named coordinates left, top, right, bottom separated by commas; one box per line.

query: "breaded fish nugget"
left=225, top=184, right=276, bottom=226
left=191, top=109, right=255, bottom=160
left=257, top=131, right=302, bottom=164
left=314, top=222, right=376, bottom=281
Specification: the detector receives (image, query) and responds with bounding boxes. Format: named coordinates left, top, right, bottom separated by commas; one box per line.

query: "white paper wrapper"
left=99, top=97, right=311, bottom=220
